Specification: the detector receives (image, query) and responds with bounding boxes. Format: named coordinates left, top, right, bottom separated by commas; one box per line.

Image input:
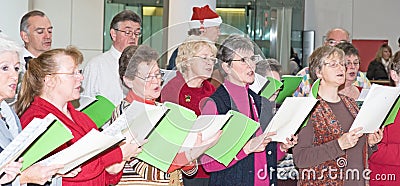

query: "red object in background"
left=352, top=39, right=388, bottom=72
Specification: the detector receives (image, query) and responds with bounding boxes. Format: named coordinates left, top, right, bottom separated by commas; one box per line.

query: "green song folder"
left=275, top=75, right=303, bottom=104
left=205, top=110, right=260, bottom=166
left=301, top=79, right=320, bottom=128
left=259, top=77, right=283, bottom=99
left=21, top=120, right=73, bottom=171
left=81, top=95, right=115, bottom=128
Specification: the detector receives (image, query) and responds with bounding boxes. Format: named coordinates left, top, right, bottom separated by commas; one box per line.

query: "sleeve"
left=81, top=59, right=100, bottom=98
left=293, top=74, right=311, bottom=97
left=102, top=147, right=123, bottom=185
left=292, top=119, right=345, bottom=168
left=369, top=123, right=400, bottom=166
left=167, top=152, right=195, bottom=173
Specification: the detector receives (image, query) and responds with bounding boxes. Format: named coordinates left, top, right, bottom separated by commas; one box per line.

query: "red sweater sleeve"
left=167, top=152, right=195, bottom=173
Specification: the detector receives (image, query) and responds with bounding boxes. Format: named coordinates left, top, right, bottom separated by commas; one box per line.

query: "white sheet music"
left=264, top=97, right=318, bottom=142
left=249, top=73, right=268, bottom=94
left=41, top=129, right=124, bottom=174
left=0, top=114, right=57, bottom=173
left=350, top=84, right=400, bottom=133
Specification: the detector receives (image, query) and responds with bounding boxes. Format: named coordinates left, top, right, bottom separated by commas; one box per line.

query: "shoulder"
left=19, top=105, right=49, bottom=128
left=85, top=50, right=113, bottom=67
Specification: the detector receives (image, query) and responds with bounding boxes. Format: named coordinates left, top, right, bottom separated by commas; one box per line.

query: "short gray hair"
left=0, top=33, right=22, bottom=56
left=255, top=58, right=281, bottom=77
left=124, top=45, right=159, bottom=80
left=216, top=35, right=254, bottom=77
left=20, top=10, right=46, bottom=34
left=309, top=46, right=345, bottom=82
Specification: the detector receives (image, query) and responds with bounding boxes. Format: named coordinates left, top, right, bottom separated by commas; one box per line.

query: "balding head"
left=324, top=28, right=350, bottom=46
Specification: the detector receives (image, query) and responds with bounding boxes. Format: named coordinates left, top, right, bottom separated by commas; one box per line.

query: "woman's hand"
left=186, top=130, right=222, bottom=161
left=58, top=167, right=81, bottom=178
left=105, top=139, right=146, bottom=174
left=367, top=128, right=384, bottom=147
left=0, top=158, right=23, bottom=184
left=338, top=127, right=363, bottom=150
left=243, top=132, right=276, bottom=154
left=20, top=163, right=63, bottom=185
left=280, top=134, right=298, bottom=152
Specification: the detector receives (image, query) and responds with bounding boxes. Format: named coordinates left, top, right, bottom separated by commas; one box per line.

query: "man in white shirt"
left=19, top=10, right=53, bottom=71
left=82, top=10, right=141, bottom=105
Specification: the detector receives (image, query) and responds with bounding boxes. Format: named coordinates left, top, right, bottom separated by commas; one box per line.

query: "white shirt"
left=81, top=45, right=125, bottom=105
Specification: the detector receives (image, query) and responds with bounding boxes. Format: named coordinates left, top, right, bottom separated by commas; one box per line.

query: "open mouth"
left=247, top=71, right=254, bottom=76
left=9, top=84, right=17, bottom=90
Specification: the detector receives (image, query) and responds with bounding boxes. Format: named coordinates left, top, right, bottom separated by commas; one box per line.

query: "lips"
left=9, top=83, right=17, bottom=90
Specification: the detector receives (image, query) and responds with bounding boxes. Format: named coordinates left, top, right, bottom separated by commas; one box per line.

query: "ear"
left=123, top=76, right=134, bottom=88
left=20, top=31, right=29, bottom=44
left=44, top=75, right=57, bottom=88
left=221, top=62, right=231, bottom=75
left=110, top=29, right=117, bottom=41
left=390, top=70, right=399, bottom=82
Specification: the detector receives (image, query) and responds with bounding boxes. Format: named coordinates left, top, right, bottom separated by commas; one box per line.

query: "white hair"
left=0, top=33, right=22, bottom=57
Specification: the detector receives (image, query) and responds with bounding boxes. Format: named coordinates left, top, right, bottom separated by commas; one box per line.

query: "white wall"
left=0, top=0, right=29, bottom=45
left=305, top=0, right=400, bottom=51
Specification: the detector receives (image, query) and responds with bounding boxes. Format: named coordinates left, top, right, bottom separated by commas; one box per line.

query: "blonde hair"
left=176, top=35, right=217, bottom=73
left=15, top=47, right=83, bottom=116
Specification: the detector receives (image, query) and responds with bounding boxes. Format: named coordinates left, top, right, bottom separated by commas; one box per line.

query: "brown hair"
left=15, top=47, right=83, bottom=116
left=119, top=45, right=139, bottom=81
left=374, top=43, right=392, bottom=62
left=309, top=46, right=345, bottom=82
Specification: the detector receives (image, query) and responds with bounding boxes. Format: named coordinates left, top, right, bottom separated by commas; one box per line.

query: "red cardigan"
left=369, top=110, right=400, bottom=186
left=161, top=71, right=216, bottom=178
left=20, top=96, right=123, bottom=186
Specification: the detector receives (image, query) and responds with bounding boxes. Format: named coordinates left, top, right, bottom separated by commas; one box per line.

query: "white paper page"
left=180, top=114, right=232, bottom=152
left=42, top=129, right=124, bottom=174
left=102, top=101, right=168, bottom=145
left=264, top=97, right=318, bottom=142
left=350, top=84, right=400, bottom=133
left=249, top=73, right=268, bottom=94
left=75, top=96, right=97, bottom=111
left=161, top=69, right=177, bottom=88
left=0, top=114, right=58, bottom=173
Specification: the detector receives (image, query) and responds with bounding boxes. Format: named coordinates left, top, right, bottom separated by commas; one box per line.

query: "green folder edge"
left=136, top=102, right=197, bottom=172
left=275, top=76, right=303, bottom=104
left=301, top=79, right=320, bottom=128
left=259, top=77, right=283, bottom=99
left=383, top=96, right=400, bottom=127
left=82, top=95, right=116, bottom=128
left=21, top=120, right=73, bottom=171
left=205, top=110, right=260, bottom=166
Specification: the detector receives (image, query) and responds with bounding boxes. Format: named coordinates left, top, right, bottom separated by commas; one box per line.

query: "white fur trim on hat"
left=188, top=16, right=222, bottom=29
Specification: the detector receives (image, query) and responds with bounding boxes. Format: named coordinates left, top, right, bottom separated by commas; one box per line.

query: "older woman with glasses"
left=111, top=45, right=220, bottom=185
left=293, top=46, right=383, bottom=185
left=336, top=42, right=362, bottom=100
left=161, top=35, right=221, bottom=186
left=200, top=35, right=296, bottom=186
left=15, top=47, right=140, bottom=186
left=0, top=34, right=70, bottom=185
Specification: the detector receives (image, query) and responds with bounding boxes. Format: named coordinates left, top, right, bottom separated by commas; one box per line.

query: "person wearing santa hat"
left=167, top=5, right=222, bottom=70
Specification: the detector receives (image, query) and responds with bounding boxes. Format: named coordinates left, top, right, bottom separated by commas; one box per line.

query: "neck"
left=226, top=76, right=247, bottom=87
left=40, top=95, right=69, bottom=115
left=318, top=83, right=340, bottom=103
left=182, top=72, right=205, bottom=88
left=26, top=47, right=40, bottom=57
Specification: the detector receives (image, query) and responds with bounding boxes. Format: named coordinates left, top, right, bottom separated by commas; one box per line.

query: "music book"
left=350, top=84, right=400, bottom=133
left=250, top=74, right=284, bottom=99
left=264, top=97, right=318, bottom=142
left=275, top=75, right=303, bottom=104
left=180, top=113, right=233, bottom=152
left=80, top=95, right=116, bottom=128
left=102, top=100, right=169, bottom=145
left=41, top=129, right=124, bottom=174
left=205, top=110, right=260, bottom=166
left=356, top=88, right=369, bottom=108
left=20, top=117, right=73, bottom=171
left=0, top=114, right=59, bottom=174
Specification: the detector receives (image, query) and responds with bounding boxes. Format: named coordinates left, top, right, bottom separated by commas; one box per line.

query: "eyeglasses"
left=135, top=71, right=164, bottom=82
left=114, top=28, right=142, bottom=37
left=326, top=39, right=348, bottom=46
left=345, top=61, right=360, bottom=67
left=50, top=69, right=83, bottom=77
left=323, top=61, right=345, bottom=68
left=230, top=55, right=263, bottom=64
left=192, top=56, right=218, bottom=64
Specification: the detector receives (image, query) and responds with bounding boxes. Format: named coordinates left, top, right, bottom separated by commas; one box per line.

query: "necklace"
left=185, top=94, right=191, bottom=102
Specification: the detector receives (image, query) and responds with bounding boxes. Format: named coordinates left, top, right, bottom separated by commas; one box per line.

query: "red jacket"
left=369, top=110, right=400, bottom=186
left=20, top=96, right=123, bottom=186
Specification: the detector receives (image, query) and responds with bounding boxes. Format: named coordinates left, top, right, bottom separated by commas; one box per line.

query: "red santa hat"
left=189, top=5, right=222, bottom=29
